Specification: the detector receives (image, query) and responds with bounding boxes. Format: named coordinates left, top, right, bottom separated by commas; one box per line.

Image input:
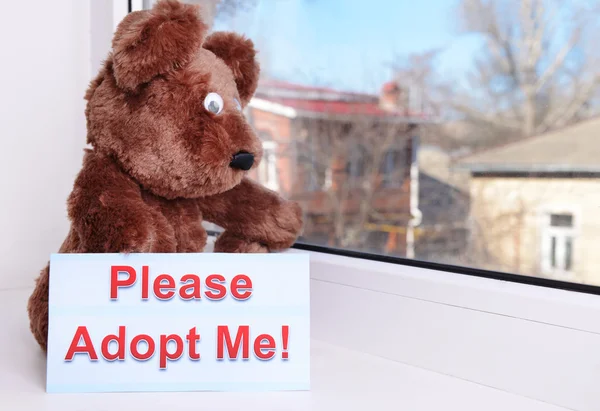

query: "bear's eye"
left=203, top=92, right=223, bottom=115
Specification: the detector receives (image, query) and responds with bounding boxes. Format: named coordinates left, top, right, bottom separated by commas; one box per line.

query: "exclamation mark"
left=281, top=325, right=289, bottom=360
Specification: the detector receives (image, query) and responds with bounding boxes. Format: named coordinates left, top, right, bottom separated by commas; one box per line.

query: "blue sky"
left=213, top=0, right=480, bottom=94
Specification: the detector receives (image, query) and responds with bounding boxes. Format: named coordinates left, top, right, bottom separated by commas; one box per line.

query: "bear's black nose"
left=230, top=151, right=254, bottom=171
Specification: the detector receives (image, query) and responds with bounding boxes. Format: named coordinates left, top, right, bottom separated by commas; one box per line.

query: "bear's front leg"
left=213, top=231, right=269, bottom=253
left=66, top=150, right=175, bottom=254
left=199, top=177, right=303, bottom=253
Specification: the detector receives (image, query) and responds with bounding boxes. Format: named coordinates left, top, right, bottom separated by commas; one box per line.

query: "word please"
left=65, top=325, right=290, bottom=369
left=111, top=265, right=252, bottom=301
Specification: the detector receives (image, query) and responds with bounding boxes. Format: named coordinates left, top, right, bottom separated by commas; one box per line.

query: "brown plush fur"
left=27, top=0, right=303, bottom=352
left=202, top=32, right=260, bottom=106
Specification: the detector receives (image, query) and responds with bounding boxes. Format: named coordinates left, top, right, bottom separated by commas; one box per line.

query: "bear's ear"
left=111, top=0, right=207, bottom=91
left=202, top=32, right=260, bottom=106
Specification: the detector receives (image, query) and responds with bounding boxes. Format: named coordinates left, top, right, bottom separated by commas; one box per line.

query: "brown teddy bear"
left=27, top=0, right=303, bottom=352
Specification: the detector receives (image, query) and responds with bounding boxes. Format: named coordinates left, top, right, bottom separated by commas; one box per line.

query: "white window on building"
left=258, top=141, right=279, bottom=191
left=541, top=212, right=576, bottom=278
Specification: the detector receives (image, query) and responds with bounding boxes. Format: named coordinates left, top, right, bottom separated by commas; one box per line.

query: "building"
left=414, top=144, right=471, bottom=264
left=457, top=117, right=600, bottom=284
left=244, top=79, right=432, bottom=256
left=414, top=171, right=470, bottom=264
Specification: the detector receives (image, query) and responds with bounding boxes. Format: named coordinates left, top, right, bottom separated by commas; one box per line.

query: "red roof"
left=261, top=97, right=418, bottom=117
left=258, top=79, right=372, bottom=99
left=254, top=79, right=428, bottom=119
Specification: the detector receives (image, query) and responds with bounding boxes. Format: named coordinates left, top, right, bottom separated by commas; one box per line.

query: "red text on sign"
left=109, top=266, right=252, bottom=302
left=64, top=325, right=202, bottom=369
left=216, top=325, right=289, bottom=361
left=64, top=325, right=290, bottom=367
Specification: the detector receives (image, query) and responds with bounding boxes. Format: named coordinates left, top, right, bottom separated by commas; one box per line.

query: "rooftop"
left=456, top=116, right=600, bottom=174
left=250, top=78, right=431, bottom=122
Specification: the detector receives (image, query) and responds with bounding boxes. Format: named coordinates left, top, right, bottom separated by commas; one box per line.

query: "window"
left=541, top=212, right=576, bottom=278
left=345, top=145, right=368, bottom=181
left=380, top=149, right=406, bottom=187
left=257, top=141, right=279, bottom=191
left=10, top=4, right=600, bottom=410
left=301, top=135, right=328, bottom=192
left=139, top=0, right=600, bottom=289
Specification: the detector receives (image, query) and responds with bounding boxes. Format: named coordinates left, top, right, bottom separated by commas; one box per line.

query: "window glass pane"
left=565, top=237, right=573, bottom=272
left=550, top=214, right=573, bottom=228
left=178, top=0, right=599, bottom=286
left=551, top=236, right=557, bottom=269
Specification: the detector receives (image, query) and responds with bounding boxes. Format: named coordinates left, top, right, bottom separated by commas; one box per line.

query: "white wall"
left=0, top=1, right=119, bottom=288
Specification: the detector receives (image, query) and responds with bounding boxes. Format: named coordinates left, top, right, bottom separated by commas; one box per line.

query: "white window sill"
left=1, top=238, right=598, bottom=410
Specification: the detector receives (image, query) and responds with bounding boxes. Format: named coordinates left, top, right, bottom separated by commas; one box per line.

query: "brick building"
left=244, top=79, right=431, bottom=257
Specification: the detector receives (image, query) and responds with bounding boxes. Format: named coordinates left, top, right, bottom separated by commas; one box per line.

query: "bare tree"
left=286, top=114, right=413, bottom=252
left=183, top=0, right=257, bottom=27
left=442, top=0, right=600, bottom=144
left=392, top=50, right=443, bottom=119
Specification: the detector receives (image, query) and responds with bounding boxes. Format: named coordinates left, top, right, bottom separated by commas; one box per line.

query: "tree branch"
left=536, top=27, right=582, bottom=92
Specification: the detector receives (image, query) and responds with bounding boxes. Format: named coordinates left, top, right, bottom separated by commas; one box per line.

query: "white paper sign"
left=46, top=252, right=310, bottom=393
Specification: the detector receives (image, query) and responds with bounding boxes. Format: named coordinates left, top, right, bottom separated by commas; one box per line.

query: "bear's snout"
left=230, top=151, right=254, bottom=171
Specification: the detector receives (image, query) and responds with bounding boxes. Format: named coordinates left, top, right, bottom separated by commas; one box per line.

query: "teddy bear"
left=27, top=0, right=303, bottom=352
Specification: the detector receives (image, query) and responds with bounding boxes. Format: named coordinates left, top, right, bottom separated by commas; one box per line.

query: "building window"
left=346, top=146, right=368, bottom=180
left=258, top=141, right=279, bottom=191
left=541, top=212, right=576, bottom=277
left=380, top=149, right=405, bottom=187
left=550, top=214, right=573, bottom=227
left=300, top=135, right=329, bottom=192
left=306, top=167, right=329, bottom=192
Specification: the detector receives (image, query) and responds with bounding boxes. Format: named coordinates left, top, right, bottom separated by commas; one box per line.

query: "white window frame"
left=258, top=141, right=279, bottom=191
left=538, top=204, right=580, bottom=281
left=296, top=246, right=600, bottom=411
left=130, top=0, right=154, bottom=11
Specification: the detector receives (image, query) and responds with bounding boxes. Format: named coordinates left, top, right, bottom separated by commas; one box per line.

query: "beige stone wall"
left=468, top=177, right=600, bottom=285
